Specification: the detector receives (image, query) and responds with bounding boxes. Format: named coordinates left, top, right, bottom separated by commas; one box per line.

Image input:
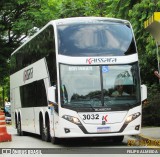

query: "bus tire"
left=15, top=113, right=18, bottom=129
left=112, top=136, right=124, bottom=143
left=51, top=136, right=60, bottom=144
left=40, top=119, right=45, bottom=141
left=43, top=121, right=50, bottom=142
left=39, top=113, right=44, bottom=141
left=17, top=119, right=23, bottom=136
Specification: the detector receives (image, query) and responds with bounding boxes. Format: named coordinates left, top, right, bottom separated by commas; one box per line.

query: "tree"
left=59, top=0, right=109, bottom=18
left=0, top=0, right=59, bottom=101
left=128, top=0, right=160, bottom=84
left=0, top=0, right=57, bottom=82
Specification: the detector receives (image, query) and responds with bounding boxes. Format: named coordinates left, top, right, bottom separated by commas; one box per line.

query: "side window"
left=20, top=83, right=36, bottom=107
left=11, top=25, right=56, bottom=75
left=20, top=80, right=47, bottom=107
left=45, top=26, right=57, bottom=86
left=36, top=80, right=48, bottom=106
left=44, top=26, right=58, bottom=102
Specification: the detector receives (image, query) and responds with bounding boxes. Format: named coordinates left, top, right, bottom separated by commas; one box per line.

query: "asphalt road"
left=0, top=126, right=160, bottom=157
left=1, top=125, right=133, bottom=148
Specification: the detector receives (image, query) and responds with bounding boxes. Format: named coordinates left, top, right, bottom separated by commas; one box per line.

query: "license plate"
left=97, top=126, right=111, bottom=132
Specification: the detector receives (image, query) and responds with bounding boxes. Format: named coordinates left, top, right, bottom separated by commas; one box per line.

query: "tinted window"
left=10, top=25, right=57, bottom=83
left=20, top=80, right=47, bottom=108
left=58, top=22, right=136, bottom=56
left=36, top=80, right=48, bottom=106
left=20, top=82, right=36, bottom=108
left=60, top=63, right=141, bottom=111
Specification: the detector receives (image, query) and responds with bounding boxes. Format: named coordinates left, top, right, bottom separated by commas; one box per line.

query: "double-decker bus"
left=10, top=17, right=147, bottom=144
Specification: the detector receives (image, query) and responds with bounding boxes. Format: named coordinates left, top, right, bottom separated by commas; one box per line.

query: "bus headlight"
left=125, top=112, right=141, bottom=124
left=62, top=115, right=81, bottom=125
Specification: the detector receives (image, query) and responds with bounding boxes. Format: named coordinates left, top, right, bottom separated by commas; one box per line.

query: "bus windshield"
left=57, top=22, right=136, bottom=56
left=60, top=63, right=141, bottom=111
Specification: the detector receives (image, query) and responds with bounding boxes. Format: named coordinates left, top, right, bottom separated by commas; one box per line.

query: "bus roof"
left=53, top=17, right=130, bottom=25
left=11, top=17, right=130, bottom=56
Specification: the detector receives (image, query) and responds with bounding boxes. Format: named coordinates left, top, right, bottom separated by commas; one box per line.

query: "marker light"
left=62, top=115, right=81, bottom=125
left=125, top=112, right=141, bottom=124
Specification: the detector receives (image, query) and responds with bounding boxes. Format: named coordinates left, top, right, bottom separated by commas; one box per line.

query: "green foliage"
left=0, top=2, right=57, bottom=66
left=128, top=0, right=160, bottom=84
left=59, top=0, right=86, bottom=18
left=0, top=0, right=58, bottom=99
left=0, top=77, right=9, bottom=106
left=142, top=84, right=160, bottom=126
left=59, top=0, right=109, bottom=18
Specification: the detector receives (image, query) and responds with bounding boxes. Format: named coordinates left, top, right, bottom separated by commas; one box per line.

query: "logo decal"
left=102, top=115, right=108, bottom=122
left=23, top=67, right=33, bottom=82
left=95, top=108, right=111, bottom=111
left=86, top=57, right=117, bottom=64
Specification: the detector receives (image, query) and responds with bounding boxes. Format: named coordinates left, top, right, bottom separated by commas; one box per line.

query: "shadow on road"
left=60, top=137, right=126, bottom=147
left=19, top=132, right=126, bottom=147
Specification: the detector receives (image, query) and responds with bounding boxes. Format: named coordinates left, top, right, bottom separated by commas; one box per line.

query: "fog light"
left=64, top=128, right=70, bottom=133
left=135, top=125, right=140, bottom=130
left=125, top=112, right=141, bottom=124
left=62, top=115, right=81, bottom=125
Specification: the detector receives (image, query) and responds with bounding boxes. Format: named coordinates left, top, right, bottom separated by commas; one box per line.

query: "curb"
left=132, top=134, right=160, bottom=147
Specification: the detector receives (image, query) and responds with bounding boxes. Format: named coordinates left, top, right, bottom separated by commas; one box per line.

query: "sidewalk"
left=129, top=127, right=160, bottom=147
left=132, top=127, right=160, bottom=147
left=140, top=127, right=160, bottom=140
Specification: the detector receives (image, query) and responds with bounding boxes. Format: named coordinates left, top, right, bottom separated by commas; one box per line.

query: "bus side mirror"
left=48, top=86, right=56, bottom=103
left=141, top=84, right=147, bottom=102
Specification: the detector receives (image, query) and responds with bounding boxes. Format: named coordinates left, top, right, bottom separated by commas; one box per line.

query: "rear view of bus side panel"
left=10, top=87, right=21, bottom=129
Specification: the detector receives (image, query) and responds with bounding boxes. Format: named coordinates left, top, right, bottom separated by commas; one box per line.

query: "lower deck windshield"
left=60, top=63, right=141, bottom=111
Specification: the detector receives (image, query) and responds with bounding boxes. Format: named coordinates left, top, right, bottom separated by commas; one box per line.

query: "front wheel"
left=51, top=136, right=60, bottom=144
left=112, top=136, right=124, bottom=143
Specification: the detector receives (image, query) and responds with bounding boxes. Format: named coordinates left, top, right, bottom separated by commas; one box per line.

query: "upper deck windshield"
left=60, top=63, right=141, bottom=111
left=57, top=21, right=136, bottom=56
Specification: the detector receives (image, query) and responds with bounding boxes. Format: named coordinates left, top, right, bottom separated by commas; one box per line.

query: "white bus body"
left=10, top=17, right=147, bottom=143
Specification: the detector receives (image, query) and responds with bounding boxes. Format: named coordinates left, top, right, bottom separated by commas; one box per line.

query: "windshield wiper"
left=122, top=103, right=134, bottom=108
left=85, top=103, right=95, bottom=111
left=115, top=103, right=133, bottom=108
left=68, top=102, right=95, bottom=111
